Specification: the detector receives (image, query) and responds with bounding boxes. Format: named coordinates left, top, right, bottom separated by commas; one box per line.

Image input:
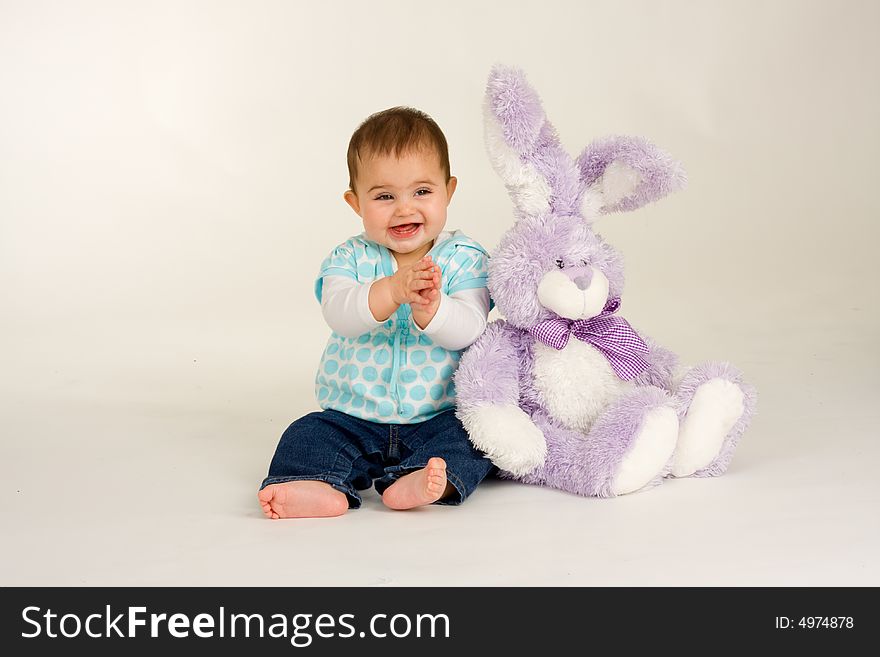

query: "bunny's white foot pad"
left=611, top=406, right=678, bottom=496
left=672, top=378, right=745, bottom=477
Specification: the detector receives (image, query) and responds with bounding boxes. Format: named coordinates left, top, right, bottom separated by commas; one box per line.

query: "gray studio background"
left=2, top=0, right=878, bottom=585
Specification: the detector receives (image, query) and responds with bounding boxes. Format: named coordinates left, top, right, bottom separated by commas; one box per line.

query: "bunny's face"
left=488, top=214, right=624, bottom=328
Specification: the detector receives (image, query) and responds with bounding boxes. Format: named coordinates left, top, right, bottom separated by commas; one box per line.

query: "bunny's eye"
left=555, top=258, right=565, bottom=269
left=581, top=259, right=589, bottom=267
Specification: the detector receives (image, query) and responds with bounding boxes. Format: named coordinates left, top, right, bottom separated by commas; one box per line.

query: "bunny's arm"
left=454, top=321, right=521, bottom=406
left=454, top=321, right=547, bottom=475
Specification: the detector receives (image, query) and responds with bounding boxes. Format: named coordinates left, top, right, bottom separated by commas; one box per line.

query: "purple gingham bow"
left=527, top=298, right=650, bottom=380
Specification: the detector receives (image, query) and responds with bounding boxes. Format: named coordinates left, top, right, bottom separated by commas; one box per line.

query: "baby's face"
left=344, top=148, right=456, bottom=260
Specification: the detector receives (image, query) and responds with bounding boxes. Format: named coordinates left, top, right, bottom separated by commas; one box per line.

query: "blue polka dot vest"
left=314, top=231, right=489, bottom=423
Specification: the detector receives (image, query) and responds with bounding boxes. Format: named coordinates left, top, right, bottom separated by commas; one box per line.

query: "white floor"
left=2, top=312, right=878, bottom=587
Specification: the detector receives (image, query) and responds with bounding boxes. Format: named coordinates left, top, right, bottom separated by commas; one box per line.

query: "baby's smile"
left=388, top=222, right=423, bottom=239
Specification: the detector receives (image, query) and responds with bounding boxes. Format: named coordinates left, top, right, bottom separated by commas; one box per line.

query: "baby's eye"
left=555, top=258, right=565, bottom=269
left=415, top=188, right=432, bottom=196
left=375, top=194, right=393, bottom=201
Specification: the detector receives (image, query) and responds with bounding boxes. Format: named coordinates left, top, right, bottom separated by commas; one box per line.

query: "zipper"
left=390, top=325, right=403, bottom=412
left=379, top=243, right=408, bottom=414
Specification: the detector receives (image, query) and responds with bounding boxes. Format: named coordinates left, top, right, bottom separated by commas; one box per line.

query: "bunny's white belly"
left=531, top=339, right=633, bottom=433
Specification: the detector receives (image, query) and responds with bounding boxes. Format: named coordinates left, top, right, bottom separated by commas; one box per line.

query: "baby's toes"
left=258, top=489, right=275, bottom=517
left=426, top=457, right=446, bottom=472
left=426, top=459, right=447, bottom=494
left=426, top=476, right=443, bottom=495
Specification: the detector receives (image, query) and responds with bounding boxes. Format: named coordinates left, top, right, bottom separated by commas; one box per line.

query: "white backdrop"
left=2, top=0, right=878, bottom=585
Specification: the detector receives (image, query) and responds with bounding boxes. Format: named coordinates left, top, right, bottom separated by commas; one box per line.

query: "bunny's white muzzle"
left=537, top=266, right=609, bottom=320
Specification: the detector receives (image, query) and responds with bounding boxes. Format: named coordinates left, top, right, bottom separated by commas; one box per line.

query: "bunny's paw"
left=459, top=404, right=547, bottom=476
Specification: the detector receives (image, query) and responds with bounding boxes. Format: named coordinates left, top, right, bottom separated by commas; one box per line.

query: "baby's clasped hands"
left=410, top=257, right=442, bottom=327
left=366, top=255, right=442, bottom=327
left=390, top=255, right=440, bottom=307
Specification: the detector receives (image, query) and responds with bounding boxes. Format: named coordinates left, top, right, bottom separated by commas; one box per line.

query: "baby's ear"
left=343, top=189, right=361, bottom=215
left=576, top=136, right=687, bottom=216
left=483, top=64, right=554, bottom=217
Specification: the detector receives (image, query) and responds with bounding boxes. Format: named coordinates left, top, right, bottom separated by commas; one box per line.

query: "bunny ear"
left=483, top=65, right=556, bottom=217
left=576, top=136, right=687, bottom=216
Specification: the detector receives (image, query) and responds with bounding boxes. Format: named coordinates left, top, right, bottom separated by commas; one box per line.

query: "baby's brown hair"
left=346, top=107, right=451, bottom=192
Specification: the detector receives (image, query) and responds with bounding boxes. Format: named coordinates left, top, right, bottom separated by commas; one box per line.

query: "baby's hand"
left=411, top=258, right=442, bottom=328
left=389, top=256, right=437, bottom=306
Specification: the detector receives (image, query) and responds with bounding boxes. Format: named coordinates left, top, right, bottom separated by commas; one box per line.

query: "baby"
left=258, top=107, right=495, bottom=518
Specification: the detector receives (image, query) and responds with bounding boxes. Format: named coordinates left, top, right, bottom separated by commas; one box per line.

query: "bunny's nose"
left=565, top=265, right=593, bottom=289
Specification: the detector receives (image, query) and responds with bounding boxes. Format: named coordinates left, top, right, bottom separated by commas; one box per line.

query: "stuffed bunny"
left=455, top=65, right=756, bottom=497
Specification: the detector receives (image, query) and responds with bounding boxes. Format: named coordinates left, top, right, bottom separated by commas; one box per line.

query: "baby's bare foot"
left=257, top=481, right=348, bottom=519
left=382, top=457, right=453, bottom=510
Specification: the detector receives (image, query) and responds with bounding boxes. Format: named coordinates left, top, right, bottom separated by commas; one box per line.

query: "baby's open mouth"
left=389, top=223, right=422, bottom=238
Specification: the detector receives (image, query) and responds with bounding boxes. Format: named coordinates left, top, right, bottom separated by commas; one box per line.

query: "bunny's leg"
left=668, top=362, right=757, bottom=478
left=517, top=386, right=678, bottom=497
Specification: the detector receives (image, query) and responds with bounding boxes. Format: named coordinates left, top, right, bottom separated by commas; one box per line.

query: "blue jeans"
left=260, top=409, right=496, bottom=508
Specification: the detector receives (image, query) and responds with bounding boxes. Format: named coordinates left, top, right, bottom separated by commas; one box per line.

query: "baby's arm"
left=321, top=258, right=437, bottom=336
left=413, top=287, right=490, bottom=351
left=320, top=276, right=384, bottom=338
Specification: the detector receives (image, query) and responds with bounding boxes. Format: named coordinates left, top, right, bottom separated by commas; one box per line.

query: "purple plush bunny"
left=454, top=65, right=756, bottom=497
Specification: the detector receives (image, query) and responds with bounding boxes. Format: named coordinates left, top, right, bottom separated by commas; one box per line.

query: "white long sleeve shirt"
left=320, top=275, right=490, bottom=351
